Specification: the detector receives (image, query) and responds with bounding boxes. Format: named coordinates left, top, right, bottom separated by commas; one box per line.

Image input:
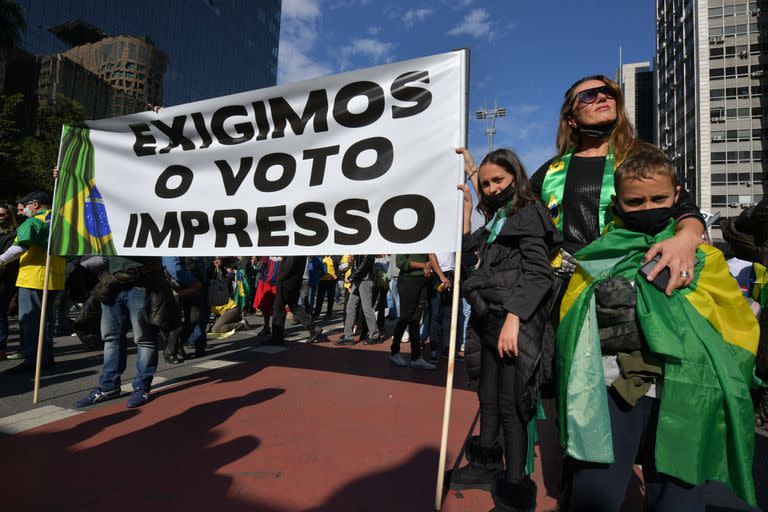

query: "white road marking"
left=120, top=376, right=168, bottom=394
left=0, top=406, right=84, bottom=434
left=193, top=359, right=239, bottom=369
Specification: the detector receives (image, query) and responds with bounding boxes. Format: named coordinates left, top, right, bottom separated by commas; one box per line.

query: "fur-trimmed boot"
left=447, top=436, right=504, bottom=491
left=490, top=475, right=537, bottom=512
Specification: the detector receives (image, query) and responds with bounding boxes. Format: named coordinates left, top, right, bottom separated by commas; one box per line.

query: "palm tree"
left=0, top=0, right=25, bottom=53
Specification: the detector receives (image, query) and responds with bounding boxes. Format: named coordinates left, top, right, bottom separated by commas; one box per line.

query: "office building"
left=619, top=62, right=656, bottom=143
left=17, top=0, right=281, bottom=108
left=655, top=0, right=767, bottom=234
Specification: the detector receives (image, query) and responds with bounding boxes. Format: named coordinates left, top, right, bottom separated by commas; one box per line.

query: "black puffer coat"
left=461, top=202, right=561, bottom=420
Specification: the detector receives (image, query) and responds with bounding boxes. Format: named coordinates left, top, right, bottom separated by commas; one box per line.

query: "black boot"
left=447, top=436, right=504, bottom=491
left=490, top=475, right=537, bottom=512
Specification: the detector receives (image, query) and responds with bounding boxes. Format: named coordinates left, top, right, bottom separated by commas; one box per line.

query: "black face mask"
left=574, top=119, right=616, bottom=139
left=614, top=205, right=673, bottom=236
left=482, top=184, right=516, bottom=212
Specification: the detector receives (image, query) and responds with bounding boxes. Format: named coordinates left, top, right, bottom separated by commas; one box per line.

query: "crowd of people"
left=1, top=73, right=767, bottom=512
left=0, top=215, right=467, bottom=405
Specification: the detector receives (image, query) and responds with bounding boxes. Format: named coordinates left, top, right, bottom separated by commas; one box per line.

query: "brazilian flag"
left=557, top=221, right=759, bottom=505
left=50, top=124, right=116, bottom=256
left=234, top=268, right=252, bottom=311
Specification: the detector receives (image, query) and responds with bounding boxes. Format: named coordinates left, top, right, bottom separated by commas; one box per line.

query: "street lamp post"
left=475, top=99, right=506, bottom=153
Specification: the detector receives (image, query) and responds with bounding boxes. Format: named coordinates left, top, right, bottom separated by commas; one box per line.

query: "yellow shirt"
left=15, top=210, right=66, bottom=290
left=341, top=254, right=353, bottom=289
left=320, top=256, right=337, bottom=281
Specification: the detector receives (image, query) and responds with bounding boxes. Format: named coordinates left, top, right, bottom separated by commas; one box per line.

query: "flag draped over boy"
left=557, top=221, right=759, bottom=505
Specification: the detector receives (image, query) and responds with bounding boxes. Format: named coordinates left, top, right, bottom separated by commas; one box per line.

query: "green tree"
left=0, top=92, right=23, bottom=200
left=15, top=95, right=87, bottom=195
left=0, top=0, right=26, bottom=52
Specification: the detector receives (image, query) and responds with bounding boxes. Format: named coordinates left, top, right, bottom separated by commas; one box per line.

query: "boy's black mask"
left=615, top=205, right=673, bottom=236
left=482, top=184, right=516, bottom=212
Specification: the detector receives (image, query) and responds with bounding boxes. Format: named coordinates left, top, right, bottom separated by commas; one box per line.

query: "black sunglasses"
left=574, top=85, right=615, bottom=105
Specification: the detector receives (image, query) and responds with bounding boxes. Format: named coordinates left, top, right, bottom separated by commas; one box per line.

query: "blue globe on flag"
left=84, top=186, right=112, bottom=238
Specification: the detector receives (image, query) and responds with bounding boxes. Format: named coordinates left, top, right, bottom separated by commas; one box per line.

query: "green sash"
left=484, top=200, right=515, bottom=244
left=540, top=148, right=617, bottom=233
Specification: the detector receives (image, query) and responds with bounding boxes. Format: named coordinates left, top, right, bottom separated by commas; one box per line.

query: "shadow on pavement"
left=0, top=387, right=284, bottom=512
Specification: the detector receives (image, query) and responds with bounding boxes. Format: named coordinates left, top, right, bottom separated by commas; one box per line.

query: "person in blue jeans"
left=0, top=192, right=67, bottom=373
left=76, top=256, right=168, bottom=409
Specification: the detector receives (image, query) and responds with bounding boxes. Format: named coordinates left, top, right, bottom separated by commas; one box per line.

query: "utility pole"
left=475, top=99, right=506, bottom=153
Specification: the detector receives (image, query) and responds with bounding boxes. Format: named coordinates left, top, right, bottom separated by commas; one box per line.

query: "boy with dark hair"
left=558, top=142, right=760, bottom=509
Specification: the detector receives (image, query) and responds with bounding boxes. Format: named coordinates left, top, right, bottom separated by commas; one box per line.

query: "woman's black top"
left=530, top=156, right=704, bottom=255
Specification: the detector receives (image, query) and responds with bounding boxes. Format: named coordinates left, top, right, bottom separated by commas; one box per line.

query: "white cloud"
left=403, top=8, right=434, bottom=27
left=282, top=0, right=321, bottom=18
left=447, top=8, right=495, bottom=39
left=338, top=38, right=395, bottom=70
left=459, top=0, right=474, bottom=6
left=367, top=25, right=381, bottom=35
left=278, top=0, right=333, bottom=83
left=516, top=104, right=541, bottom=114
left=328, top=0, right=371, bottom=9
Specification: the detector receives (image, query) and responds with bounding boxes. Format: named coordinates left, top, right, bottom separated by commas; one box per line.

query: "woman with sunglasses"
left=462, top=76, right=703, bottom=292
left=533, top=76, right=704, bottom=288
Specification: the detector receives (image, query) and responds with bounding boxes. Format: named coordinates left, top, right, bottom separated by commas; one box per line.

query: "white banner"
left=51, top=50, right=467, bottom=256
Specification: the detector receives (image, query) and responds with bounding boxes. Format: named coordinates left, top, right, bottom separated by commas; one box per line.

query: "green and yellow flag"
left=234, top=268, right=253, bottom=311
left=557, top=221, right=759, bottom=505
left=51, top=124, right=116, bottom=256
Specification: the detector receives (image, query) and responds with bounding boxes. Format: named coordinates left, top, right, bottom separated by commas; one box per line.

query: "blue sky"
left=278, top=0, right=656, bottom=173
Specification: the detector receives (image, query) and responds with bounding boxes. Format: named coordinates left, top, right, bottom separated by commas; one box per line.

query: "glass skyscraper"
left=17, top=0, right=281, bottom=107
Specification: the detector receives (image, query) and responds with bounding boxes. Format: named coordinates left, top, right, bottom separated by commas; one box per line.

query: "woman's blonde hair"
left=555, top=75, right=634, bottom=162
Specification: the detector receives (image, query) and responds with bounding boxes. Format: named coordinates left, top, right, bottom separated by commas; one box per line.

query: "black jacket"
left=349, top=255, right=375, bottom=283
left=277, top=256, right=307, bottom=282
left=94, top=258, right=180, bottom=333
left=462, top=202, right=561, bottom=420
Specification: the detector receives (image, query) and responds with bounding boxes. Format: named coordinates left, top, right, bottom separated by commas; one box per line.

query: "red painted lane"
left=1, top=340, right=562, bottom=511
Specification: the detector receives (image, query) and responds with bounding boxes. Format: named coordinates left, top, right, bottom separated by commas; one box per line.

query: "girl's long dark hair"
left=476, top=148, right=539, bottom=217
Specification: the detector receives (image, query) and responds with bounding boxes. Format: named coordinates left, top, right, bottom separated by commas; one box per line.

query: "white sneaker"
left=410, top=357, right=436, bottom=370
left=390, top=353, right=408, bottom=367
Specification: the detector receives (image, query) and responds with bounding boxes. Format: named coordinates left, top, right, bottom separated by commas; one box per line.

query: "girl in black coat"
left=449, top=149, right=561, bottom=511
